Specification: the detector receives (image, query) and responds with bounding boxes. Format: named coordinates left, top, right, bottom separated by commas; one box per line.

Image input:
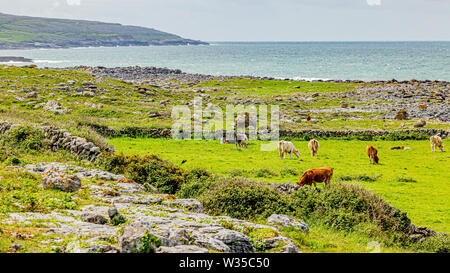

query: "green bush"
left=415, top=236, right=450, bottom=253
left=4, top=125, right=45, bottom=150
left=280, top=168, right=299, bottom=177
left=176, top=178, right=214, bottom=199
left=98, top=153, right=188, bottom=194
left=254, top=168, right=278, bottom=178
left=198, top=178, right=292, bottom=219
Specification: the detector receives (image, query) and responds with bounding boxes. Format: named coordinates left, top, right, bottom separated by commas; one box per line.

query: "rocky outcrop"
left=2, top=165, right=301, bottom=253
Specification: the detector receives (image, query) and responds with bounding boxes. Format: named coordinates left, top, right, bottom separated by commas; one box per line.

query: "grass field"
left=109, top=137, right=450, bottom=233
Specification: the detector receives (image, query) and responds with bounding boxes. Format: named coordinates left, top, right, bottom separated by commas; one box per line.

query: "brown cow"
left=296, top=167, right=333, bottom=188
left=366, top=145, right=379, bottom=164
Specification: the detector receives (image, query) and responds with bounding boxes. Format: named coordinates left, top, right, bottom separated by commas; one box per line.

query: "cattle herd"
left=233, top=133, right=445, bottom=189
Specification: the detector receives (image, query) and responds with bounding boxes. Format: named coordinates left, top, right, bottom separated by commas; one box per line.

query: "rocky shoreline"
left=76, top=65, right=450, bottom=85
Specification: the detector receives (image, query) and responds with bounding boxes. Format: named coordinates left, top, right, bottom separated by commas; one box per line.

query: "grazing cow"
left=234, top=132, right=248, bottom=148
left=366, top=145, right=379, bottom=164
left=297, top=167, right=333, bottom=188
left=430, top=135, right=444, bottom=152
left=278, top=140, right=300, bottom=159
left=390, top=146, right=411, bottom=150
left=308, top=139, right=320, bottom=157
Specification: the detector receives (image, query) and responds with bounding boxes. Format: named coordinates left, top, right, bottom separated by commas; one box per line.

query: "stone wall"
left=94, top=126, right=449, bottom=140
left=42, top=126, right=104, bottom=161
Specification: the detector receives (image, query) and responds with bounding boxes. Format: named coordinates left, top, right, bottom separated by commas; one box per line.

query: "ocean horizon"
left=1, top=41, right=449, bottom=81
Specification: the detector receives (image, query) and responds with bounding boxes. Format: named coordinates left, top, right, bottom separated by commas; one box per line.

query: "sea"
left=0, top=41, right=449, bottom=81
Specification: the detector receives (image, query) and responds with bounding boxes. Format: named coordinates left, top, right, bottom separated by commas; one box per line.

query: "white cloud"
left=367, top=0, right=382, bottom=6
left=66, top=0, right=81, bottom=6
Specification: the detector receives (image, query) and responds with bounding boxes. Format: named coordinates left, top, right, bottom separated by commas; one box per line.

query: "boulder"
left=80, top=212, right=108, bottom=225
left=41, top=169, right=81, bottom=192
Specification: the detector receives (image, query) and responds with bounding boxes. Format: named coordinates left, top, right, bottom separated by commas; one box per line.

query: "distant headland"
left=0, top=12, right=208, bottom=50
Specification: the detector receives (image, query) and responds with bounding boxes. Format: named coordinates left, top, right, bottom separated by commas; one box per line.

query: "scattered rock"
left=80, top=212, right=108, bottom=225
left=41, top=169, right=82, bottom=192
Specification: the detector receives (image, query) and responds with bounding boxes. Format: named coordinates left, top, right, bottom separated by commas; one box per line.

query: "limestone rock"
left=41, top=169, right=82, bottom=192
left=80, top=212, right=108, bottom=225
left=267, top=214, right=309, bottom=233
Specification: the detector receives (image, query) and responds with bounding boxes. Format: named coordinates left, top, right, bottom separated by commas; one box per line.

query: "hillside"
left=0, top=13, right=208, bottom=49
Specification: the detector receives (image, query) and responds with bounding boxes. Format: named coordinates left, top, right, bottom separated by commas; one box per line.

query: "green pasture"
left=109, top=137, right=450, bottom=233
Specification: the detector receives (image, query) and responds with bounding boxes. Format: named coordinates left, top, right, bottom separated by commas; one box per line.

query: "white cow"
left=278, top=140, right=300, bottom=159
left=308, top=139, right=319, bottom=157
left=430, top=135, right=444, bottom=152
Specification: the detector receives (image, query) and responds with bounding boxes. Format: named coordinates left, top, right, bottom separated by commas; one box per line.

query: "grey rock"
left=80, top=212, right=108, bottom=225
left=267, top=214, right=309, bottom=233
left=41, top=169, right=82, bottom=192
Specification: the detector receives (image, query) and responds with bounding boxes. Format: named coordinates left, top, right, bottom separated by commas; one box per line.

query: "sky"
left=1, top=0, right=449, bottom=41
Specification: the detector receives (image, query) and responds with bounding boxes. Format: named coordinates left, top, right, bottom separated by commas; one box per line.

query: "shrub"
left=396, top=177, right=417, bottom=183
left=186, top=168, right=212, bottom=182
left=198, top=178, right=292, bottom=219
left=5, top=156, right=21, bottom=166
left=290, top=183, right=411, bottom=233
left=337, top=174, right=378, bottom=182
left=254, top=168, right=278, bottom=178
left=4, top=125, right=45, bottom=150
left=98, top=153, right=188, bottom=194
left=280, top=168, right=299, bottom=177
left=176, top=177, right=215, bottom=199
left=0, top=146, right=12, bottom=162
left=225, top=169, right=250, bottom=178
left=415, top=236, right=450, bottom=253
